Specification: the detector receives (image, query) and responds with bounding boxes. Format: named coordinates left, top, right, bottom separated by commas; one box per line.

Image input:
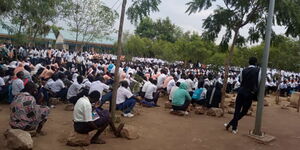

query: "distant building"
left=0, top=25, right=116, bottom=52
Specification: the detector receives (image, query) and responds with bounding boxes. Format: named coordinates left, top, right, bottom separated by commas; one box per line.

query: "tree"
left=65, top=0, right=118, bottom=50
left=186, top=0, right=300, bottom=110
left=111, top=0, right=161, bottom=120
left=3, top=0, right=68, bottom=45
left=135, top=17, right=183, bottom=43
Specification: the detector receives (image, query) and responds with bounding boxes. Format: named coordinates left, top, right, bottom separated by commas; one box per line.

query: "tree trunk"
left=110, top=0, right=127, bottom=121
left=220, top=29, right=239, bottom=112
left=75, top=30, right=79, bottom=51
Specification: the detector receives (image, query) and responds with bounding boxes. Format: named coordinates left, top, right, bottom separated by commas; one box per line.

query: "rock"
left=67, top=131, right=90, bottom=147
left=164, top=101, right=172, bottom=109
left=194, top=106, right=206, bottom=115
left=170, top=110, right=185, bottom=116
left=207, top=108, right=224, bottom=117
left=120, top=125, right=139, bottom=140
left=64, top=104, right=74, bottom=111
left=227, top=108, right=235, bottom=114
left=50, top=98, right=61, bottom=105
left=290, top=92, right=300, bottom=108
left=4, top=129, right=33, bottom=150
left=264, top=101, right=270, bottom=106
left=281, top=104, right=289, bottom=110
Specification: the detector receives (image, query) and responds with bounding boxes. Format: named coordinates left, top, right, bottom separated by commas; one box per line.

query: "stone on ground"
left=164, top=101, right=172, bottom=109
left=194, top=106, right=206, bottom=115
left=120, top=125, right=139, bottom=140
left=50, top=98, right=61, bottom=105
left=4, top=129, right=33, bottom=150
left=67, top=131, right=90, bottom=147
left=64, top=104, right=74, bottom=111
left=264, top=100, right=270, bottom=106
left=206, top=108, right=224, bottom=117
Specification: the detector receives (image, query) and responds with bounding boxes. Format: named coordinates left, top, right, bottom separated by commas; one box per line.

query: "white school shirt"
left=67, top=82, right=82, bottom=99
left=157, top=74, right=166, bottom=88
left=116, top=86, right=133, bottom=104
left=89, top=81, right=109, bottom=96
left=167, top=79, right=175, bottom=94
left=73, top=96, right=93, bottom=122
left=185, top=79, right=195, bottom=92
left=141, top=81, right=151, bottom=92
left=50, top=79, right=65, bottom=93
left=12, top=78, right=24, bottom=96
left=0, top=77, right=5, bottom=91
left=145, top=83, right=157, bottom=99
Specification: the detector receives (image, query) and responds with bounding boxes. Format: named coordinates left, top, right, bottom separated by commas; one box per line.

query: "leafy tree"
left=65, top=0, right=118, bottom=50
left=186, top=0, right=300, bottom=109
left=135, top=17, right=183, bottom=43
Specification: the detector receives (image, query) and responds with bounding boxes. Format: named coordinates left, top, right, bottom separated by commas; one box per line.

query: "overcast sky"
left=103, top=0, right=287, bottom=45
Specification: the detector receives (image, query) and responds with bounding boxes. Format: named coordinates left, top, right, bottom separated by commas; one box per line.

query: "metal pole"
left=253, top=0, right=276, bottom=136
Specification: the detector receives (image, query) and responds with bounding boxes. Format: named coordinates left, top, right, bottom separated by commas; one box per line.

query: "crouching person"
left=73, top=91, right=124, bottom=144
left=171, top=82, right=191, bottom=115
left=10, top=82, right=50, bottom=136
left=116, top=81, right=137, bottom=118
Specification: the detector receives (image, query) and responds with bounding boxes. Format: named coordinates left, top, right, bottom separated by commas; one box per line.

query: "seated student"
left=144, top=79, right=159, bottom=107
left=116, top=81, right=137, bottom=118
left=11, top=71, right=25, bottom=97
left=10, top=82, right=49, bottom=135
left=171, top=82, right=191, bottom=115
left=0, top=69, right=8, bottom=99
left=169, top=82, right=180, bottom=102
left=67, top=76, right=84, bottom=104
left=140, top=78, right=152, bottom=98
left=279, top=80, right=288, bottom=97
left=191, top=81, right=205, bottom=106
left=73, top=91, right=124, bottom=144
left=49, top=73, right=68, bottom=100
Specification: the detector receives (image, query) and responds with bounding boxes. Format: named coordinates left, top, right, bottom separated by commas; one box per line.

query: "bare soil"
left=1, top=95, right=300, bottom=150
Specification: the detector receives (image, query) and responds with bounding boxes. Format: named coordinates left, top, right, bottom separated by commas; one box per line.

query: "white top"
left=157, top=74, right=166, bottom=88
left=185, top=79, right=195, bottom=92
left=67, top=82, right=82, bottom=99
left=0, top=77, right=5, bottom=91
left=50, top=79, right=65, bottom=93
left=169, top=86, right=179, bottom=101
left=73, top=96, right=93, bottom=122
left=145, top=83, right=157, bottom=99
left=89, top=81, right=109, bottom=96
left=116, top=86, right=133, bottom=104
left=167, top=79, right=175, bottom=94
left=12, top=78, right=24, bottom=96
left=141, top=81, right=151, bottom=92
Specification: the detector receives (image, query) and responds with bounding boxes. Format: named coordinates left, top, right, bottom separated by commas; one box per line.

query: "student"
left=171, top=82, right=192, bottom=115
left=11, top=71, right=24, bottom=97
left=73, top=91, right=124, bottom=144
left=140, top=78, right=152, bottom=98
left=144, top=79, right=159, bottom=106
left=67, top=76, right=84, bottom=104
left=10, top=82, right=49, bottom=135
left=50, top=73, right=68, bottom=100
left=191, top=81, right=205, bottom=106
left=186, top=74, right=195, bottom=96
left=116, top=81, right=137, bottom=118
left=169, top=82, right=180, bottom=102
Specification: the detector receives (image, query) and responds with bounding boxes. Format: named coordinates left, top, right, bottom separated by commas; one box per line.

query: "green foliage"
left=126, top=0, right=161, bottom=24
left=135, top=17, right=183, bottom=43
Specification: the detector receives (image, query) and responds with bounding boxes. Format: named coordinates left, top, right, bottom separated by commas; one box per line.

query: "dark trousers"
left=228, top=87, right=253, bottom=130
left=172, top=100, right=191, bottom=111
left=116, top=98, right=136, bottom=114
left=66, top=62, right=72, bottom=71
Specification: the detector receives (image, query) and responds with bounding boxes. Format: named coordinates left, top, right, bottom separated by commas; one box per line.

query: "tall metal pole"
left=253, top=0, right=276, bottom=136
left=111, top=0, right=127, bottom=121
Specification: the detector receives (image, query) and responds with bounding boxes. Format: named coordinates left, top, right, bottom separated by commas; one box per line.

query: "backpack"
left=192, top=88, right=204, bottom=100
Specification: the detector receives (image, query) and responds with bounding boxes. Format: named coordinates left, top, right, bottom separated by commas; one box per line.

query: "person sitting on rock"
left=116, top=80, right=137, bottom=118
left=171, top=82, right=191, bottom=115
left=10, top=81, right=50, bottom=136
left=67, top=75, right=84, bottom=104
left=73, top=91, right=124, bottom=144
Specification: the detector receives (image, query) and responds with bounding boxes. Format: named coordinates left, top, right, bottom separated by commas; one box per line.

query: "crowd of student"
left=1, top=43, right=300, bottom=143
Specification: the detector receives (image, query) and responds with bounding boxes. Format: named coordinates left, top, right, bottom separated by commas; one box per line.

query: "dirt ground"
left=1, top=94, right=300, bottom=150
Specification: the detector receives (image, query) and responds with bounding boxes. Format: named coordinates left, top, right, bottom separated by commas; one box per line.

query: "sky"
left=103, top=0, right=287, bottom=45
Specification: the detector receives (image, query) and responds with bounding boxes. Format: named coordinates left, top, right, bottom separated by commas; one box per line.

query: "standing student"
left=225, top=57, right=260, bottom=134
